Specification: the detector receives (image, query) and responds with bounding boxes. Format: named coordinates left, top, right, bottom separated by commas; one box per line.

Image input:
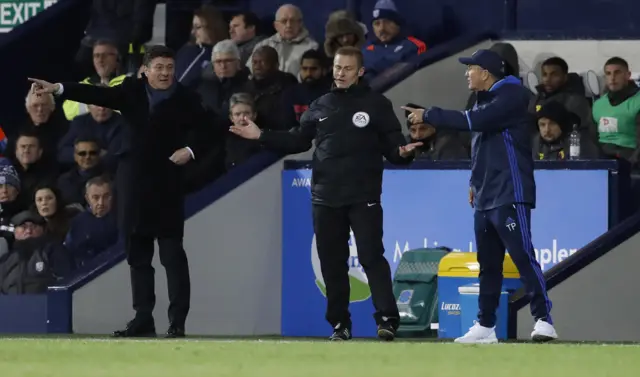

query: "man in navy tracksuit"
left=404, top=49, right=558, bottom=343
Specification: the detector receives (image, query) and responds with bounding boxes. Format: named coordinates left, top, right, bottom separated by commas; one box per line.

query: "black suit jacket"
left=58, top=75, right=211, bottom=238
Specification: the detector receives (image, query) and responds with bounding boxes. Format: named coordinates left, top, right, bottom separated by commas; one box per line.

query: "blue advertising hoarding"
left=281, top=167, right=609, bottom=338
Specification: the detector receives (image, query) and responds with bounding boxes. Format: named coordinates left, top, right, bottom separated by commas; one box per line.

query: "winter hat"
left=536, top=101, right=580, bottom=134
left=372, top=0, right=403, bottom=26
left=0, top=165, right=20, bottom=191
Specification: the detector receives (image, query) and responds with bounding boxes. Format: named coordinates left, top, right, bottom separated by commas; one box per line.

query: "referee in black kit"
left=404, top=49, right=558, bottom=344
left=231, top=46, right=422, bottom=341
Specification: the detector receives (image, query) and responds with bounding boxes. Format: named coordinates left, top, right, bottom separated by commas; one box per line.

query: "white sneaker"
left=454, top=321, right=498, bottom=344
left=531, top=319, right=558, bottom=342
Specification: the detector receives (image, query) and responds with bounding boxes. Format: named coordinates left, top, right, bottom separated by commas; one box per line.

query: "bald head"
left=274, top=4, right=303, bottom=41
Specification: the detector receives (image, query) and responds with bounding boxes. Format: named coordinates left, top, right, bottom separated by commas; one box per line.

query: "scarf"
left=145, top=81, right=178, bottom=113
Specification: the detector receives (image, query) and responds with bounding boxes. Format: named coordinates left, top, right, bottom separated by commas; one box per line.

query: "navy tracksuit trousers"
left=474, top=204, right=552, bottom=328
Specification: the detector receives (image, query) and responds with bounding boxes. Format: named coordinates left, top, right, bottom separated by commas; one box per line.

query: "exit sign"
left=0, top=0, right=57, bottom=32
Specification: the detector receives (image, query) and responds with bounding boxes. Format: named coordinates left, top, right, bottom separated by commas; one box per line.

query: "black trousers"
left=475, top=204, right=553, bottom=328
left=312, top=202, right=399, bottom=329
left=126, top=233, right=191, bottom=328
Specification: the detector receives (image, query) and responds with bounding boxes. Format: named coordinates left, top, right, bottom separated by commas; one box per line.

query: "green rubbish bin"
left=393, top=247, right=451, bottom=338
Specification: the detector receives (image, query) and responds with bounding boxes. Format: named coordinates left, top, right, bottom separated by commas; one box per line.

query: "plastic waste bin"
left=437, top=251, right=521, bottom=339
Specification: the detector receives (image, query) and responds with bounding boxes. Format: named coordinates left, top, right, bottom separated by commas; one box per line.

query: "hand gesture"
left=229, top=116, right=261, bottom=140
left=401, top=106, right=426, bottom=125
left=28, top=78, right=60, bottom=95
left=469, top=187, right=474, bottom=208
left=169, top=147, right=193, bottom=165
left=399, top=142, right=423, bottom=158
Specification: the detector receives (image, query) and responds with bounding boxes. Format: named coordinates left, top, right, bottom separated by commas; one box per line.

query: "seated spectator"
left=11, top=132, right=58, bottom=207
left=528, top=57, right=595, bottom=138
left=245, top=46, right=298, bottom=130
left=0, top=210, right=73, bottom=295
left=176, top=5, right=229, bottom=88
left=362, top=0, right=426, bottom=82
left=65, top=40, right=128, bottom=121
left=8, top=91, right=69, bottom=163
left=33, top=185, right=81, bottom=243
left=64, top=176, right=119, bottom=269
left=197, top=40, right=250, bottom=117
left=404, top=103, right=467, bottom=160
left=324, top=12, right=366, bottom=59
left=230, top=11, right=266, bottom=65
left=593, top=57, right=640, bottom=165
left=281, top=49, right=332, bottom=129
left=0, top=165, right=26, bottom=230
left=75, top=0, right=156, bottom=76
left=57, top=102, right=123, bottom=172
left=534, top=101, right=599, bottom=160
left=225, top=93, right=265, bottom=169
left=246, top=4, right=319, bottom=79
left=58, top=138, right=108, bottom=206
left=327, top=10, right=368, bottom=40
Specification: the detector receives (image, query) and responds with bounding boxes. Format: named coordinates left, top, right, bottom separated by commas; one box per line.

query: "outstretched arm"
left=230, top=108, right=317, bottom=155
left=29, top=78, right=129, bottom=111
left=403, top=93, right=521, bottom=132
left=378, top=99, right=421, bottom=164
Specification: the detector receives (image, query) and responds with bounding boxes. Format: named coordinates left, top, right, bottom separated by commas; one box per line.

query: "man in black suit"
left=30, top=46, right=215, bottom=338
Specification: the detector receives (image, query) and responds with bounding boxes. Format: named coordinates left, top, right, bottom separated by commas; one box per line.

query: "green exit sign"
left=0, top=0, right=57, bottom=32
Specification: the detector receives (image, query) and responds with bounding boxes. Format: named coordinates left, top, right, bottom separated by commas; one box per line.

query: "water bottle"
left=569, top=124, right=580, bottom=160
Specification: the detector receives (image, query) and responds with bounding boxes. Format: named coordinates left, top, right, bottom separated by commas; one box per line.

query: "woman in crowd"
left=33, top=185, right=81, bottom=243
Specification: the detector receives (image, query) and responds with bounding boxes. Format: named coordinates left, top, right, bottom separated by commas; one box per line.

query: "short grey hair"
left=212, top=39, right=240, bottom=60
left=25, top=91, right=55, bottom=108
left=85, top=175, right=113, bottom=191
left=228, top=92, right=255, bottom=112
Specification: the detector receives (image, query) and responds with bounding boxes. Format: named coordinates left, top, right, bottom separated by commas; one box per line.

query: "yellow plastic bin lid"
left=438, top=251, right=520, bottom=278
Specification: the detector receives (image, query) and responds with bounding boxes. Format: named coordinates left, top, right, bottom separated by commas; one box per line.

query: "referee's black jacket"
left=259, top=81, right=413, bottom=207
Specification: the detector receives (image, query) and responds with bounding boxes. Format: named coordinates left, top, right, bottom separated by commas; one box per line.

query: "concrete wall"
left=516, top=232, right=640, bottom=342
left=73, top=158, right=289, bottom=335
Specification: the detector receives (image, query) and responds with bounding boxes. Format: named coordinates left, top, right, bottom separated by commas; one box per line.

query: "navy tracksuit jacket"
left=423, top=75, right=552, bottom=327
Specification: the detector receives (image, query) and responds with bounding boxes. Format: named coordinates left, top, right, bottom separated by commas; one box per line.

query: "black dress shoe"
left=165, top=325, right=185, bottom=338
left=112, top=318, right=156, bottom=338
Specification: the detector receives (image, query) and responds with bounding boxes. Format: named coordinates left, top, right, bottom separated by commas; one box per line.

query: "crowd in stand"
left=2, top=0, right=639, bottom=295
left=0, top=0, right=427, bottom=295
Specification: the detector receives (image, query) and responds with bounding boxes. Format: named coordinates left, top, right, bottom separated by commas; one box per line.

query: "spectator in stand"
left=324, top=12, right=366, bottom=59
left=327, top=10, right=368, bottom=41
left=175, top=5, right=229, bottom=88
left=57, top=138, right=107, bottom=207
left=247, top=4, right=318, bottom=79
left=244, top=46, right=298, bottom=130
left=64, top=176, right=120, bottom=269
left=0, top=210, right=73, bottom=295
left=33, top=185, right=81, bottom=244
left=65, top=40, right=129, bottom=121
left=75, top=0, right=157, bottom=76
left=0, top=165, right=26, bottom=230
left=197, top=40, right=250, bottom=116
left=593, top=57, right=640, bottom=165
left=534, top=101, right=599, bottom=160
left=225, top=93, right=264, bottom=169
left=403, top=103, right=467, bottom=160
left=362, top=0, right=427, bottom=82
left=57, top=97, right=124, bottom=172
left=11, top=132, right=58, bottom=209
left=9, top=91, right=69, bottom=164
left=281, top=49, right=332, bottom=129
left=230, top=11, right=266, bottom=65
left=529, top=57, right=595, bottom=138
